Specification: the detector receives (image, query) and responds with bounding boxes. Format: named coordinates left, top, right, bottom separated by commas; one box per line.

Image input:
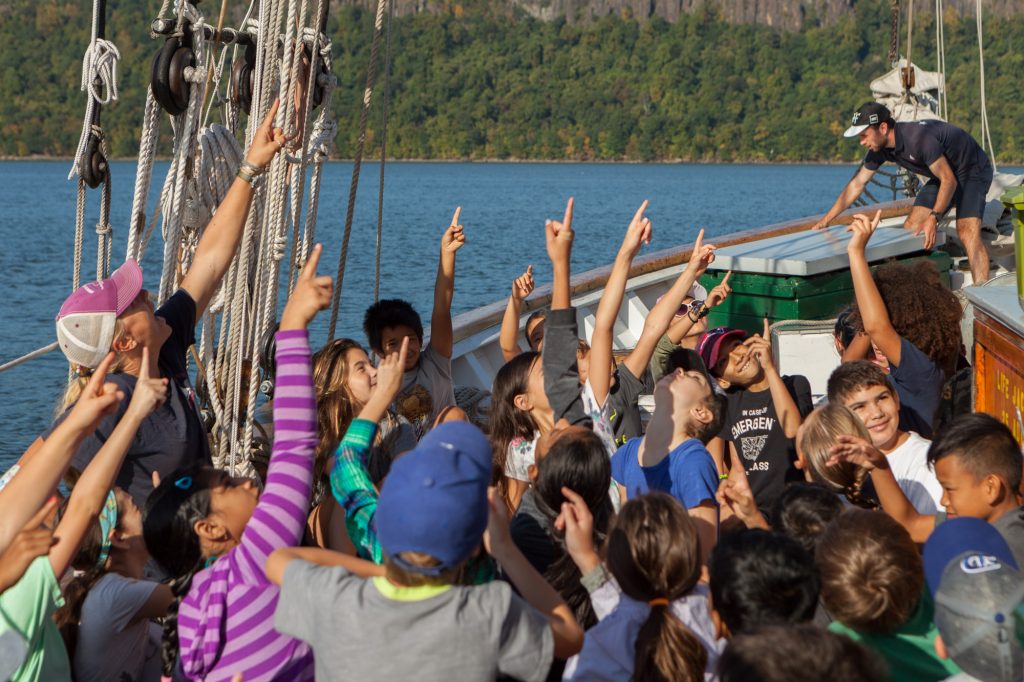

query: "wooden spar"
left=450, top=198, right=915, bottom=344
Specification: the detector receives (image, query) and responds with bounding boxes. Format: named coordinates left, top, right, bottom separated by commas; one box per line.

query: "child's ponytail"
left=606, top=493, right=706, bottom=682
left=160, top=562, right=201, bottom=676
left=634, top=604, right=707, bottom=682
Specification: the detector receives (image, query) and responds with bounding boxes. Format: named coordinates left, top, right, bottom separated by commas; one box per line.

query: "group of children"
left=1, top=142, right=1023, bottom=682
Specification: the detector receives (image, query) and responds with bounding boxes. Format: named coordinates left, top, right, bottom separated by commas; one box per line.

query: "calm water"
left=0, top=160, right=960, bottom=469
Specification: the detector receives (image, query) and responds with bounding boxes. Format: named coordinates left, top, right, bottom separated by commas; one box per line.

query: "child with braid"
left=141, top=247, right=332, bottom=681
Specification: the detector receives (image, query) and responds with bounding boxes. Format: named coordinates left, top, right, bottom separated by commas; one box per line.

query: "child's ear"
left=112, top=334, right=138, bottom=353
left=110, top=530, right=131, bottom=550
left=690, top=404, right=713, bottom=428
left=716, top=377, right=730, bottom=391
left=984, top=474, right=1010, bottom=506
left=513, top=392, right=532, bottom=412
left=193, top=518, right=230, bottom=545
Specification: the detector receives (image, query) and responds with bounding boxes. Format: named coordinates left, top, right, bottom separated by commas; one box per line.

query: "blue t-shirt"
left=610, top=437, right=719, bottom=509
left=890, top=338, right=945, bottom=439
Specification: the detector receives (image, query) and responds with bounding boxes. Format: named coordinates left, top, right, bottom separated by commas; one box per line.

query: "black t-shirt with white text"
left=718, top=375, right=813, bottom=516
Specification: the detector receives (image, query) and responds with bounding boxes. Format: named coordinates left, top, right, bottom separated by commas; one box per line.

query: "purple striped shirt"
left=177, top=330, right=316, bottom=681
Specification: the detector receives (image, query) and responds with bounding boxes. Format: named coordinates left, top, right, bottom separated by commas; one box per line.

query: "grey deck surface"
left=710, top=225, right=943, bottom=276
left=965, top=285, right=1024, bottom=338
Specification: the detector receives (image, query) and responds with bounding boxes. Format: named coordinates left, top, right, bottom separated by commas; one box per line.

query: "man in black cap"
left=813, top=102, right=994, bottom=282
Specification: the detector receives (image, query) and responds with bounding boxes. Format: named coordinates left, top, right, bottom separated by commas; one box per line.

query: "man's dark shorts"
left=914, top=161, right=994, bottom=220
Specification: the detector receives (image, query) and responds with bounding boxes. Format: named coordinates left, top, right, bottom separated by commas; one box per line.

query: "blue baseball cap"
left=376, top=421, right=493, bottom=575
left=923, top=517, right=1018, bottom=596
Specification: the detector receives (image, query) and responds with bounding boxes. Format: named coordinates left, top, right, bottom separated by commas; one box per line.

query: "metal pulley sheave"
left=151, top=28, right=196, bottom=116
left=79, top=126, right=107, bottom=189
left=230, top=41, right=256, bottom=114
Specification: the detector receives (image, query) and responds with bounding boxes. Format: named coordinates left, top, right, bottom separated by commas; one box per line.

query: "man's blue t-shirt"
left=610, top=437, right=719, bottom=509
left=890, top=338, right=945, bottom=439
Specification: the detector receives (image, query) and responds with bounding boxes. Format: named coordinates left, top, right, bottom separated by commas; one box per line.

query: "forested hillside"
left=0, top=0, right=1021, bottom=161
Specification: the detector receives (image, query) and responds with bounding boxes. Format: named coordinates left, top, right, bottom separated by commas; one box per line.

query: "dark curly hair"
left=852, top=260, right=962, bottom=376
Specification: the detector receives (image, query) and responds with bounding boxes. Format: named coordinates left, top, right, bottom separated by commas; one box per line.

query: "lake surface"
left=1, top=160, right=1007, bottom=470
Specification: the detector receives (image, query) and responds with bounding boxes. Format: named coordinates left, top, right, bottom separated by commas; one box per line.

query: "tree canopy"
left=1, top=0, right=1021, bottom=162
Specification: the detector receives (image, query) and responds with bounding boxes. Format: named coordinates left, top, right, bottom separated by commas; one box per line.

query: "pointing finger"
left=450, top=206, right=462, bottom=228
left=262, top=98, right=281, bottom=129
left=302, top=243, right=323, bottom=279
left=563, top=197, right=574, bottom=230
left=86, top=352, right=118, bottom=396
left=139, top=346, right=151, bottom=382
left=526, top=264, right=533, bottom=277
left=632, top=200, right=649, bottom=225
left=722, top=270, right=732, bottom=286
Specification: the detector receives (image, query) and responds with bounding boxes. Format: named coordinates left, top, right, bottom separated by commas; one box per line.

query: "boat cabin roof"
left=711, top=223, right=946, bottom=276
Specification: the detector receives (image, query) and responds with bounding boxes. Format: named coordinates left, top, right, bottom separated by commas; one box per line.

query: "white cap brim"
left=843, top=124, right=868, bottom=138
left=689, top=282, right=708, bottom=300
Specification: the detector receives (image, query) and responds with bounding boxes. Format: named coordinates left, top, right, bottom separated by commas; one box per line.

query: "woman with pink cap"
left=24, top=100, right=291, bottom=508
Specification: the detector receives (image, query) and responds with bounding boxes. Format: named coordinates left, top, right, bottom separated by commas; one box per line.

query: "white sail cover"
left=871, top=58, right=945, bottom=123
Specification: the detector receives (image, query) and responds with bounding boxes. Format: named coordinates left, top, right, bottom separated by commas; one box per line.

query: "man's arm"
left=498, top=266, right=534, bottom=363
left=181, top=100, right=287, bottom=317
left=812, top=166, right=876, bottom=230
left=847, top=211, right=903, bottom=366
left=913, top=156, right=958, bottom=250
left=431, top=207, right=465, bottom=359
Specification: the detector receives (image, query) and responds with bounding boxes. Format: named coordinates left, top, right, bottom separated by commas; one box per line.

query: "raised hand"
left=66, top=352, right=124, bottom=432
left=827, top=434, right=888, bottom=470
left=846, top=209, right=882, bottom=254
left=684, top=228, right=717, bottom=277
left=483, top=486, right=513, bottom=557
left=744, top=317, right=776, bottom=374
left=0, top=499, right=58, bottom=591
left=245, top=98, right=290, bottom=168
left=554, top=486, right=599, bottom=573
left=512, top=265, right=535, bottom=301
left=618, top=200, right=652, bottom=260
left=281, top=243, right=333, bottom=330
left=126, top=347, right=169, bottom=419
left=545, top=197, right=575, bottom=265
left=373, top=336, right=409, bottom=404
left=715, top=474, right=763, bottom=528
left=707, top=271, right=732, bottom=309
left=441, top=207, right=467, bottom=254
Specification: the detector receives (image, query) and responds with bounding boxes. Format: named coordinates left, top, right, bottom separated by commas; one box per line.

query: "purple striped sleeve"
left=235, top=329, right=316, bottom=575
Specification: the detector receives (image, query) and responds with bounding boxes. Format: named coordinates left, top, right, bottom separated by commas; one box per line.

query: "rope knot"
left=95, top=222, right=113, bottom=237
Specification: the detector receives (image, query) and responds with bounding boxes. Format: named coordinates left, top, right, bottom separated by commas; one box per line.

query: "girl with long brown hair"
left=560, top=491, right=721, bottom=681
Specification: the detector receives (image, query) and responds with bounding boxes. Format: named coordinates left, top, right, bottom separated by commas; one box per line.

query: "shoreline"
left=0, top=155, right=877, bottom=165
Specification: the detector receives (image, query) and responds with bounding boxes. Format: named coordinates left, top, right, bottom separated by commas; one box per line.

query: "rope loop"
left=81, top=38, right=121, bottom=105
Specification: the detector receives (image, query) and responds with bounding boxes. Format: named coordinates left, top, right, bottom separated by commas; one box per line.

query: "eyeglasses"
left=676, top=300, right=705, bottom=317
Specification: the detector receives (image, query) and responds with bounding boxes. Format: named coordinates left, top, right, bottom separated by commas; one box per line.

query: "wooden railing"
left=451, top=199, right=915, bottom=343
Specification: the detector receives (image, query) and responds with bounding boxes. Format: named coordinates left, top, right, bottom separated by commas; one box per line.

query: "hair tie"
left=95, top=490, right=118, bottom=568
left=649, top=597, right=670, bottom=607
left=174, top=476, right=193, bottom=490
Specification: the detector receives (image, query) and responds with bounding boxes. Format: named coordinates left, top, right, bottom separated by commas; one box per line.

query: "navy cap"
left=376, top=421, right=492, bottom=574
left=923, top=517, right=1018, bottom=595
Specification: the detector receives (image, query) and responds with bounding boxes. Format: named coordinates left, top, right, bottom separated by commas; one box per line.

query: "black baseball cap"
left=843, top=102, right=894, bottom=137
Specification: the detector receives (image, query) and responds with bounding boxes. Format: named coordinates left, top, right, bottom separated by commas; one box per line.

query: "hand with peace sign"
left=546, top=197, right=575, bottom=265
left=281, top=244, right=334, bottom=331
left=125, top=347, right=169, bottom=420
left=441, top=207, right=467, bottom=254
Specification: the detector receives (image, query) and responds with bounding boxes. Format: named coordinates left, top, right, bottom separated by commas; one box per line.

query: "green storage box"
left=700, top=251, right=952, bottom=334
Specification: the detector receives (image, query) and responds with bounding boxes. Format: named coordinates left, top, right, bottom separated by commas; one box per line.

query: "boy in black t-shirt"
left=701, top=322, right=813, bottom=517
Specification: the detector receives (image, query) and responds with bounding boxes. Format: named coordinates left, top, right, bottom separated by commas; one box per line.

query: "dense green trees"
left=0, top=0, right=1020, bottom=161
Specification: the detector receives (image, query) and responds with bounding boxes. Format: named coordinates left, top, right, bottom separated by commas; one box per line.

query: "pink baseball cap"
left=55, top=260, right=144, bottom=369
left=696, top=326, right=747, bottom=374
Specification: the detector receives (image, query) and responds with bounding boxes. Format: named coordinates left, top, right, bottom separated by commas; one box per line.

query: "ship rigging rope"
left=327, top=0, right=391, bottom=340
left=975, top=0, right=997, bottom=171
left=374, top=0, right=395, bottom=303
left=934, top=0, right=948, bottom=118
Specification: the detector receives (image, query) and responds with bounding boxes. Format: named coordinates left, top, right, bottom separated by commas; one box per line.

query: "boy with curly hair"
left=846, top=210, right=963, bottom=438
